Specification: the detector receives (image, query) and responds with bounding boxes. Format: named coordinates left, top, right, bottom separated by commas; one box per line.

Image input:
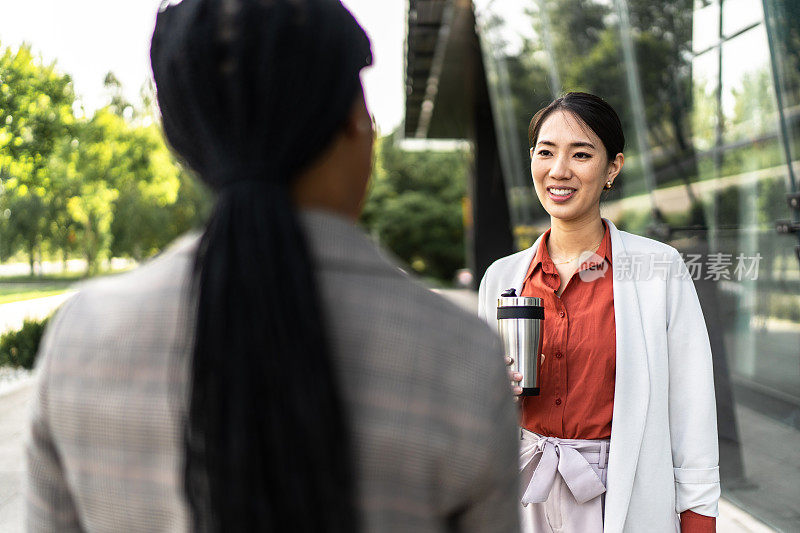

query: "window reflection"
left=720, top=25, right=775, bottom=146
left=693, top=0, right=720, bottom=53
left=722, top=0, right=762, bottom=37
left=691, top=49, right=719, bottom=153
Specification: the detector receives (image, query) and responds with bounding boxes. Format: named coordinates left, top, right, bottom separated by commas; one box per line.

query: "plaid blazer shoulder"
left=25, top=210, right=520, bottom=533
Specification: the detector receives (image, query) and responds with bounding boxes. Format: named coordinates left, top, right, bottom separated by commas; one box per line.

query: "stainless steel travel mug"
left=497, top=288, right=544, bottom=396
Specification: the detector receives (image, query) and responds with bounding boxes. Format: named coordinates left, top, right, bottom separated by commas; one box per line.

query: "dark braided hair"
left=150, top=0, right=372, bottom=530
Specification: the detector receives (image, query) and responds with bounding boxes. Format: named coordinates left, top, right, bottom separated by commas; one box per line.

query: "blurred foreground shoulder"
left=47, top=233, right=199, bottom=341
left=27, top=233, right=199, bottom=532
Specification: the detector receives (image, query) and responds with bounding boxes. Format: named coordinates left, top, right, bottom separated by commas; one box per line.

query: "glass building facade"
left=469, top=0, right=800, bottom=528
left=474, top=0, right=800, bottom=531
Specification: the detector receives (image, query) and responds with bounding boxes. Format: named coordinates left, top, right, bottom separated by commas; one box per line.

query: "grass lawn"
left=0, top=274, right=83, bottom=305
left=0, top=269, right=135, bottom=305
left=0, top=281, right=74, bottom=305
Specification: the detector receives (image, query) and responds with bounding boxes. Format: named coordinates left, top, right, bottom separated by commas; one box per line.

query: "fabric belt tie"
left=519, top=431, right=608, bottom=506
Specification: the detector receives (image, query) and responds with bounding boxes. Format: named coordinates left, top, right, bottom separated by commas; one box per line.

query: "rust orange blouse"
left=519, top=222, right=616, bottom=440
left=518, top=222, right=715, bottom=532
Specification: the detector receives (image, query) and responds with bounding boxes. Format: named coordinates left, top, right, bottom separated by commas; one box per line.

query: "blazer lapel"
left=511, top=234, right=544, bottom=293
left=604, top=219, right=651, bottom=532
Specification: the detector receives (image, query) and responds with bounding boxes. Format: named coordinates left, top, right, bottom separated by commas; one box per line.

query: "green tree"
left=66, top=181, right=118, bottom=274
left=0, top=43, right=76, bottom=272
left=361, top=136, right=468, bottom=282
left=0, top=44, right=210, bottom=274
left=103, top=71, right=133, bottom=119
left=60, top=110, right=126, bottom=273
left=106, top=121, right=183, bottom=261
left=45, top=138, right=81, bottom=267
left=64, top=107, right=193, bottom=271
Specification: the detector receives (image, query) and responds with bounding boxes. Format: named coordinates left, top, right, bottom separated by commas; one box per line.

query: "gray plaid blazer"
left=26, top=210, right=520, bottom=532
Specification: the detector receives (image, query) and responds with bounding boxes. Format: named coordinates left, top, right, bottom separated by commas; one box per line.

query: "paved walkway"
left=0, top=293, right=74, bottom=531
left=0, top=379, right=36, bottom=531
left=0, top=292, right=76, bottom=335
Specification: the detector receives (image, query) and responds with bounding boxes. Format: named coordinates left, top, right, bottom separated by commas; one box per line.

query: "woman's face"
left=530, top=110, right=622, bottom=223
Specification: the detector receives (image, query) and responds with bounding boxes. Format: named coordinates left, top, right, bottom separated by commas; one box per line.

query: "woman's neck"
left=547, top=213, right=605, bottom=261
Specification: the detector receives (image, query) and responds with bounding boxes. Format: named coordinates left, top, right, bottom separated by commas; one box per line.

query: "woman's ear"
left=344, top=92, right=373, bottom=138
left=607, top=152, right=624, bottom=183
left=530, top=147, right=535, bottom=159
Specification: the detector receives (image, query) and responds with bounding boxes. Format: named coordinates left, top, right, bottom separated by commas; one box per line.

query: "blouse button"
left=559, top=310, right=565, bottom=318
left=555, top=352, right=563, bottom=359
left=555, top=398, right=562, bottom=406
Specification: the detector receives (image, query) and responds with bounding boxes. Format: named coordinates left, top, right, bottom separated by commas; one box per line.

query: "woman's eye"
left=537, top=149, right=552, bottom=157
left=574, top=152, right=592, bottom=159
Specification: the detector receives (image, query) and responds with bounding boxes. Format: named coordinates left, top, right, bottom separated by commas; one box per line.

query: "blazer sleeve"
left=451, top=335, right=521, bottom=533
left=25, top=296, right=83, bottom=532
left=478, top=269, right=489, bottom=323
left=478, top=265, right=495, bottom=326
left=666, top=250, right=721, bottom=517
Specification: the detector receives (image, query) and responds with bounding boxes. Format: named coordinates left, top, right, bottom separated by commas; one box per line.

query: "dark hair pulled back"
left=150, top=0, right=371, bottom=530
left=528, top=92, right=625, bottom=162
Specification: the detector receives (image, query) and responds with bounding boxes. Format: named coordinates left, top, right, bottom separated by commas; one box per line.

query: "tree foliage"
left=361, top=136, right=468, bottom=282
left=0, top=43, right=211, bottom=274
left=0, top=43, right=76, bottom=270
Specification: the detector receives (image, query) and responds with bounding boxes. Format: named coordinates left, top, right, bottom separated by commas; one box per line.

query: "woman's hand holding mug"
left=505, top=354, right=544, bottom=400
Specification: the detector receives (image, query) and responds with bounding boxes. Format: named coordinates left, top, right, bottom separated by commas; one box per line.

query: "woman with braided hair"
left=25, top=1, right=521, bottom=531
left=151, top=0, right=372, bottom=530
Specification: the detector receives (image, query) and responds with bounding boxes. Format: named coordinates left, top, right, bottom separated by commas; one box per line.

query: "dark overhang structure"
left=404, top=0, right=515, bottom=280
left=404, top=0, right=478, bottom=140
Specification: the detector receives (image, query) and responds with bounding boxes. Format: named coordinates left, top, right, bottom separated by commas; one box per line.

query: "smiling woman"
left=527, top=94, right=624, bottom=278
left=479, top=92, right=721, bottom=532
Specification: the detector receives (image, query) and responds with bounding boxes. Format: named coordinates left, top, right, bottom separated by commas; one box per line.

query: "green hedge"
left=0, top=316, right=50, bottom=370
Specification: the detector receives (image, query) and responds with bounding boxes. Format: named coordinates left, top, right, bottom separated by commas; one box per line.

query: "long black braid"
left=150, top=0, right=372, bottom=530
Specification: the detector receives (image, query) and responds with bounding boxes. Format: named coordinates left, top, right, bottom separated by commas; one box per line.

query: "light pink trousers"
left=519, top=429, right=610, bottom=533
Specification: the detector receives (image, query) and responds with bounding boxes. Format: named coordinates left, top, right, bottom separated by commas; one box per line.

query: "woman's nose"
left=549, top=155, right=571, bottom=179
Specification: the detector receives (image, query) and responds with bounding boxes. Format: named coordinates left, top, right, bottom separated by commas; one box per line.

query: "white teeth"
left=548, top=188, right=574, bottom=196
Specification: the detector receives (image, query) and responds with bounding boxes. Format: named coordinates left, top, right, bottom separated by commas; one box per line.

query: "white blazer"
left=478, top=219, right=720, bottom=533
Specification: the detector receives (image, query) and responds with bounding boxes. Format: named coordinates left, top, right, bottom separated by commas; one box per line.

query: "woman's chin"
left=543, top=204, right=594, bottom=222
left=543, top=202, right=576, bottom=218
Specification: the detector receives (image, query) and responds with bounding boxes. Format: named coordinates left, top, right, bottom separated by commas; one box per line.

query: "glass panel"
left=474, top=0, right=544, bottom=235
left=692, top=49, right=720, bottom=153
left=720, top=26, right=776, bottom=147
left=763, top=0, right=800, bottom=167
left=467, top=0, right=800, bottom=527
left=722, top=0, right=762, bottom=37
left=692, top=7, right=800, bottom=528
left=693, top=0, right=720, bottom=53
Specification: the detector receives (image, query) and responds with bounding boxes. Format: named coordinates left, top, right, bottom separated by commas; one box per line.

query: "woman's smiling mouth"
left=546, top=186, right=576, bottom=202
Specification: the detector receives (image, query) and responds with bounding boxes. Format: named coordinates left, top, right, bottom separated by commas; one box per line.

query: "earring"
left=604, top=181, right=613, bottom=190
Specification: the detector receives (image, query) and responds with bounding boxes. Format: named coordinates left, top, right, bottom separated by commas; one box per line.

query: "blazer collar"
left=299, top=209, right=399, bottom=277
left=168, top=210, right=395, bottom=277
